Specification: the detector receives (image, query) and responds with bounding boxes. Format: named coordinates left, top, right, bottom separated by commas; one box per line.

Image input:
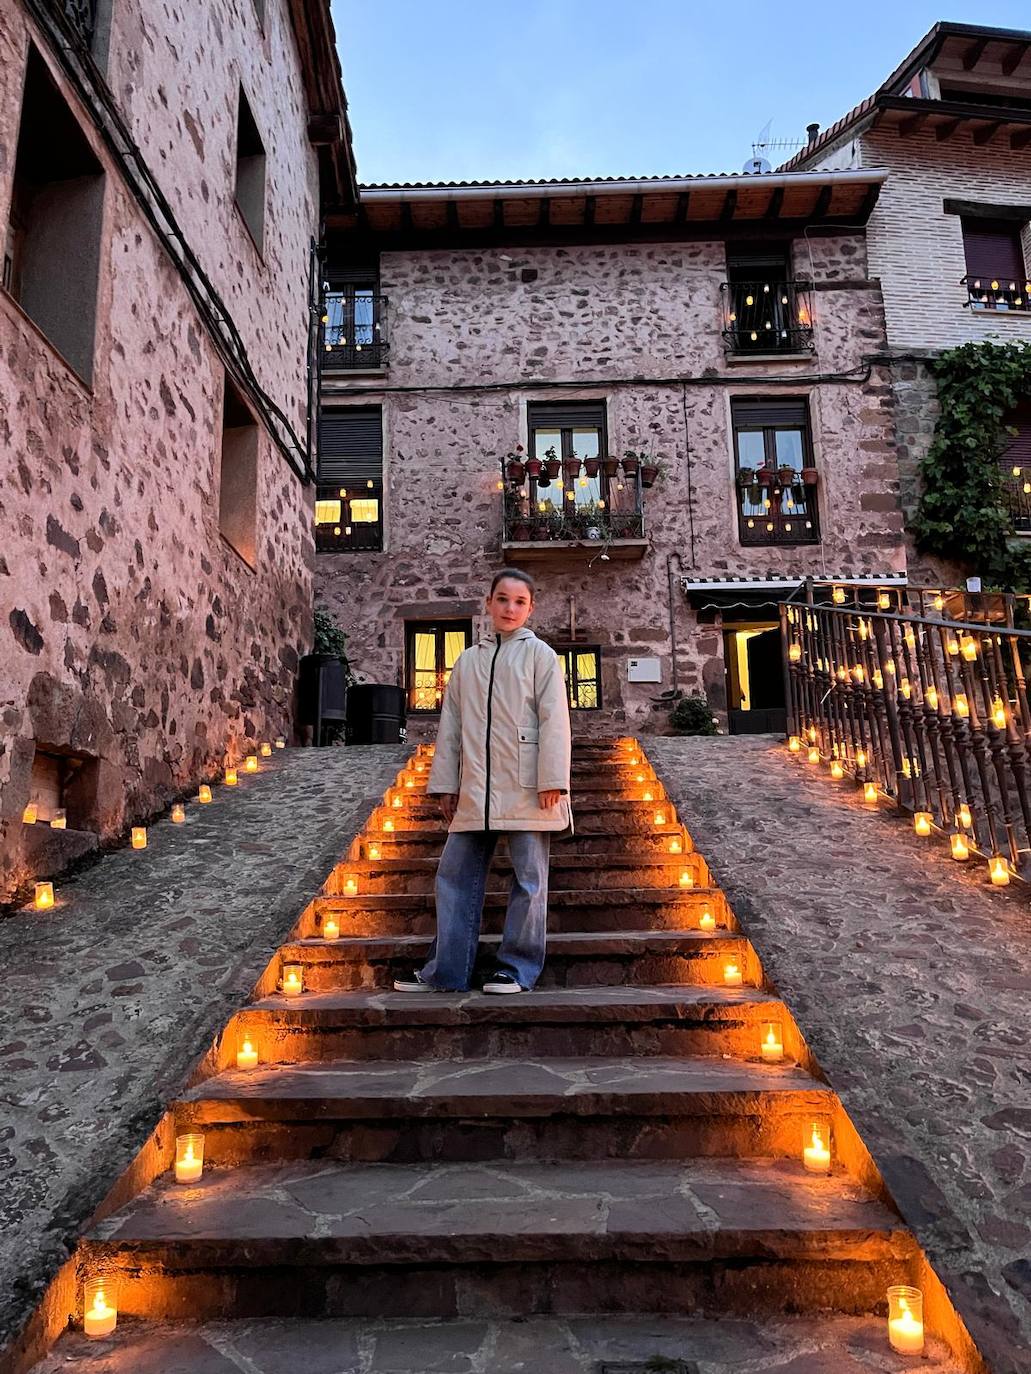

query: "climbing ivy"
left=912, top=340, right=1031, bottom=590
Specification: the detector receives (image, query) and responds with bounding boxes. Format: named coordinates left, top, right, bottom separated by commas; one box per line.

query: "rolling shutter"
left=318, top=406, right=382, bottom=486
left=962, top=219, right=1026, bottom=282
left=1000, top=406, right=1031, bottom=470
left=527, top=400, right=607, bottom=431
left=731, top=398, right=809, bottom=428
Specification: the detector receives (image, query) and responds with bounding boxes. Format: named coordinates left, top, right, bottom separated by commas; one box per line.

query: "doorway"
left=724, top=624, right=786, bottom=734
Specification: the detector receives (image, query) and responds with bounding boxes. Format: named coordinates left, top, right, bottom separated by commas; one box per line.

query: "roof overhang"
left=325, top=169, right=887, bottom=245
left=869, top=95, right=1031, bottom=151
left=289, top=0, right=359, bottom=209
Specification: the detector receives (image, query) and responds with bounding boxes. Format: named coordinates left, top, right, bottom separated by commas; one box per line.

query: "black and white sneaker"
left=482, top=970, right=524, bottom=995
left=393, top=969, right=433, bottom=992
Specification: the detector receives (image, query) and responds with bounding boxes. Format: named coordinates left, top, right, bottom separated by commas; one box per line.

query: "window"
left=234, top=87, right=266, bottom=253
left=323, top=263, right=388, bottom=370
left=406, top=621, right=472, bottom=712
left=5, top=46, right=105, bottom=382
left=555, top=646, right=602, bottom=710
left=1000, top=404, right=1031, bottom=532
left=219, top=374, right=259, bottom=566
left=528, top=401, right=608, bottom=514
left=961, top=217, right=1030, bottom=311
left=731, top=398, right=819, bottom=546
left=316, top=406, right=383, bottom=551
left=722, top=245, right=814, bottom=354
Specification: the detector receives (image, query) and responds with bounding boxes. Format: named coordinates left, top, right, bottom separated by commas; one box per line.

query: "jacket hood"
left=476, top=626, right=537, bottom=648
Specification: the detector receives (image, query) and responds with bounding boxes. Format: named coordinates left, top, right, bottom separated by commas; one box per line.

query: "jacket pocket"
left=517, top=725, right=539, bottom=789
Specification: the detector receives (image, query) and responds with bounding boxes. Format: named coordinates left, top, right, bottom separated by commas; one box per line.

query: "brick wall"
left=0, top=1, right=322, bottom=901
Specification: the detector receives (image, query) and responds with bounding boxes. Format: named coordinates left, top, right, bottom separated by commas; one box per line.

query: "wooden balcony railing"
left=783, top=596, right=1031, bottom=882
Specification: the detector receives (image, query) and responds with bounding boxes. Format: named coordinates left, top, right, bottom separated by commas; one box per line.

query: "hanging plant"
left=602, top=455, right=620, bottom=478
left=543, top=445, right=562, bottom=479
left=621, top=450, right=640, bottom=477
left=525, top=455, right=542, bottom=478
left=912, top=340, right=1031, bottom=589
left=505, top=443, right=526, bottom=482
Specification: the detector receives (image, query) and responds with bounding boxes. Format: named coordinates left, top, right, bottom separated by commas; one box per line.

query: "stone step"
left=83, top=1158, right=917, bottom=1322
left=179, top=1055, right=831, bottom=1166
left=326, top=852, right=711, bottom=896
left=227, top=984, right=782, bottom=1062
left=27, top=1312, right=967, bottom=1374
left=281, top=929, right=747, bottom=990
left=306, top=888, right=735, bottom=938
left=374, top=795, right=677, bottom=820
left=365, top=810, right=686, bottom=837
left=359, top=830, right=696, bottom=861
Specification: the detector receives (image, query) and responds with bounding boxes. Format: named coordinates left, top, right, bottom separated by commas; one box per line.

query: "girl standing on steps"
left=394, top=568, right=572, bottom=995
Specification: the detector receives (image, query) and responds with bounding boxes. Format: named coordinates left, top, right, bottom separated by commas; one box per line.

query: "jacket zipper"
left=483, top=635, right=503, bottom=831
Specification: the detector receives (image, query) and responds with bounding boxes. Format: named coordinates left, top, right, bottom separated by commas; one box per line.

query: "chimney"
left=806, top=122, right=821, bottom=144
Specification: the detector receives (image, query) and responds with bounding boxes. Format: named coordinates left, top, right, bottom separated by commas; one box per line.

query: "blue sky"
left=330, top=1, right=1031, bottom=184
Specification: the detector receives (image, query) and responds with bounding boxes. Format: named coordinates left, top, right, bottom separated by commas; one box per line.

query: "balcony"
left=1003, top=470, right=1031, bottom=533
left=962, top=275, right=1031, bottom=314
left=720, top=280, right=815, bottom=355
left=321, top=292, right=389, bottom=372
left=736, top=469, right=820, bottom=546
left=501, top=456, right=648, bottom=562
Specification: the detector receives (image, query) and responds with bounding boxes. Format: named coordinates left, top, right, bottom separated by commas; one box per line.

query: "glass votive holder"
left=802, top=1118, right=833, bottom=1173
left=171, top=804, right=185, bottom=824
left=198, top=784, right=212, bottom=803
left=50, top=809, right=67, bottom=830
left=282, top=964, right=304, bottom=996
left=34, top=881, right=55, bottom=911
left=131, top=827, right=147, bottom=849
left=886, top=1285, right=924, bottom=1354
left=83, top=1275, right=118, bottom=1338
left=760, top=1020, right=784, bottom=1062
left=260, top=742, right=273, bottom=758
left=174, top=1133, right=204, bottom=1184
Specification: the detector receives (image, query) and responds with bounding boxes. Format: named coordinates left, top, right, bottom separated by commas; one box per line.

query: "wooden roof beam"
left=674, top=191, right=690, bottom=224
left=493, top=198, right=505, bottom=230
left=856, top=184, right=881, bottom=222
left=936, top=119, right=963, bottom=142
left=962, top=37, right=989, bottom=70
left=972, top=121, right=1003, bottom=147
left=583, top=195, right=596, bottom=226
left=446, top=199, right=459, bottom=230
left=898, top=111, right=928, bottom=137
left=1001, top=40, right=1031, bottom=77
left=719, top=188, right=738, bottom=221
left=1011, top=127, right=1031, bottom=150
left=811, top=185, right=833, bottom=220
left=629, top=193, right=644, bottom=225
left=538, top=197, right=551, bottom=228
left=764, top=186, right=784, bottom=219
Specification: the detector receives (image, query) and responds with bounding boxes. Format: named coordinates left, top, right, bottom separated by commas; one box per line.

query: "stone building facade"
left=783, top=22, right=1031, bottom=537
left=315, top=172, right=908, bottom=739
left=0, top=0, right=355, bottom=901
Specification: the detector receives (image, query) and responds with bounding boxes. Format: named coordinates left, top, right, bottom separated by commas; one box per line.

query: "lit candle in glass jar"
left=855, top=748, right=866, bottom=769
left=653, top=811, right=667, bottom=826
left=789, top=643, right=802, bottom=663
left=958, top=803, right=972, bottom=828
left=992, top=697, right=1006, bottom=729
left=275, top=737, right=286, bottom=749
left=788, top=735, right=800, bottom=754
left=282, top=964, right=304, bottom=996
left=225, top=768, right=238, bottom=786
left=323, top=916, right=340, bottom=940
left=367, top=843, right=381, bottom=860
left=803, top=1120, right=832, bottom=1173
left=760, top=1021, right=784, bottom=1062
left=131, top=827, right=147, bottom=849
left=83, top=1277, right=117, bottom=1339
left=383, top=819, right=395, bottom=832
left=723, top=961, right=742, bottom=986
left=50, top=809, right=67, bottom=830
left=34, top=882, right=54, bottom=911
left=864, top=782, right=878, bottom=805
left=950, top=833, right=970, bottom=861
left=171, top=804, right=185, bottom=824
left=245, top=755, right=258, bottom=773
left=669, top=837, right=682, bottom=854
left=174, top=1133, right=204, bottom=1184
left=925, top=685, right=939, bottom=710
left=887, top=1286, right=924, bottom=1355
left=260, top=742, right=273, bottom=757
left=392, top=795, right=403, bottom=809
left=198, top=784, right=212, bottom=803
left=807, top=747, right=820, bottom=765
left=953, top=694, right=969, bottom=718
left=699, top=910, right=716, bottom=931
left=678, top=870, right=693, bottom=888
left=642, top=791, right=654, bottom=802
left=961, top=637, right=978, bottom=662
left=343, top=876, right=358, bottom=896
left=830, top=761, right=844, bottom=780
left=22, top=802, right=38, bottom=824
left=832, top=586, right=845, bottom=604
left=236, top=1038, right=258, bottom=1070
left=989, top=855, right=1010, bottom=886
left=914, top=812, right=932, bottom=837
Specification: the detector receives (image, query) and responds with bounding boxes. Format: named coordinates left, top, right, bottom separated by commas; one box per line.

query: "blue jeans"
left=420, top=830, right=551, bottom=991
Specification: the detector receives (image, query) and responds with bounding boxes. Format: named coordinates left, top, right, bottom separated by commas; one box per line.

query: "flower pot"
left=586, top=525, right=602, bottom=540
left=563, top=460, right=581, bottom=481
left=622, top=454, right=639, bottom=477
left=537, top=473, right=551, bottom=488
left=511, top=522, right=531, bottom=541
left=506, top=459, right=525, bottom=482
left=640, top=464, right=659, bottom=488
left=525, top=457, right=542, bottom=478
left=584, top=458, right=601, bottom=479
left=800, top=467, right=818, bottom=486
left=756, top=467, right=774, bottom=486
left=777, top=466, right=796, bottom=487
left=602, top=457, right=620, bottom=478
left=545, top=458, right=562, bottom=479
left=737, top=468, right=755, bottom=487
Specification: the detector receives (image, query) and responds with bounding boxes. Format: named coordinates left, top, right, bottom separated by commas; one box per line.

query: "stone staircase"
left=25, top=737, right=972, bottom=1373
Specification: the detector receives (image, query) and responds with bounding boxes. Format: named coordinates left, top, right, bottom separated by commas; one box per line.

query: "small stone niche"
left=27, top=746, right=100, bottom=832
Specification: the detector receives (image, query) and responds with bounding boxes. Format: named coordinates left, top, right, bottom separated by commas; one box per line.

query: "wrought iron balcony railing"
left=321, top=292, right=389, bottom=371
left=500, top=456, right=647, bottom=560
left=962, top=275, right=1031, bottom=313
left=736, top=470, right=820, bottom=545
left=1002, top=469, right=1031, bottom=532
left=721, top=280, right=815, bottom=354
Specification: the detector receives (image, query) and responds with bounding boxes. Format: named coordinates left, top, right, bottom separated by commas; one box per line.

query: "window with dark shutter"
left=1000, top=405, right=1031, bottom=533
left=315, top=406, right=383, bottom=552
left=961, top=218, right=1025, bottom=282
left=731, top=397, right=819, bottom=547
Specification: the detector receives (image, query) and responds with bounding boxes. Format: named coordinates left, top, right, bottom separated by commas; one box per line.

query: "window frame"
left=527, top=401, right=610, bottom=512
left=316, top=405, right=384, bottom=552
left=234, top=85, right=267, bottom=255
left=405, top=620, right=473, bottom=715
left=731, top=397, right=820, bottom=548
left=553, top=644, right=603, bottom=711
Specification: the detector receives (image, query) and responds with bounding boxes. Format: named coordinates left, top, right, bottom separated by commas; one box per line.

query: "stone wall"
left=0, top=2, right=322, bottom=902
left=317, top=231, right=906, bottom=735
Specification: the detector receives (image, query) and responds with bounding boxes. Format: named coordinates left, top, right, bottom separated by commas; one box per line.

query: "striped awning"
left=680, top=573, right=907, bottom=594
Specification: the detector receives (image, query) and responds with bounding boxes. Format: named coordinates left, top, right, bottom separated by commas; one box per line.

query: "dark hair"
left=489, top=567, right=536, bottom=598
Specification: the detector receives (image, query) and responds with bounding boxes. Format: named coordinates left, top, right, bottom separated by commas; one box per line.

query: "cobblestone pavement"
left=649, top=737, right=1031, bottom=1374
left=30, top=1313, right=963, bottom=1373
left=0, top=745, right=407, bottom=1351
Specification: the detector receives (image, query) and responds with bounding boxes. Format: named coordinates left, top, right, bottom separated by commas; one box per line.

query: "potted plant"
left=505, top=444, right=525, bottom=483
left=525, top=453, right=542, bottom=479
left=669, top=694, right=719, bottom=736
left=755, top=463, right=774, bottom=486
left=543, top=445, right=562, bottom=480
left=563, top=453, right=581, bottom=482
left=640, top=456, right=663, bottom=489
left=801, top=465, right=818, bottom=486
left=777, top=464, right=796, bottom=487
left=737, top=467, right=756, bottom=487
left=622, top=449, right=640, bottom=478
left=581, top=502, right=606, bottom=540
left=584, top=455, right=601, bottom=479
left=602, top=453, right=620, bottom=479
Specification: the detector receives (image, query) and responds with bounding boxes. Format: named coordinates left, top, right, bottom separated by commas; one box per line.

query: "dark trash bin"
left=346, top=683, right=407, bottom=745
left=298, top=654, right=349, bottom=746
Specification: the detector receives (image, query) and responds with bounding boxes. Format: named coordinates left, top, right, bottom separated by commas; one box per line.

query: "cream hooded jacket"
left=427, top=627, right=573, bottom=833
